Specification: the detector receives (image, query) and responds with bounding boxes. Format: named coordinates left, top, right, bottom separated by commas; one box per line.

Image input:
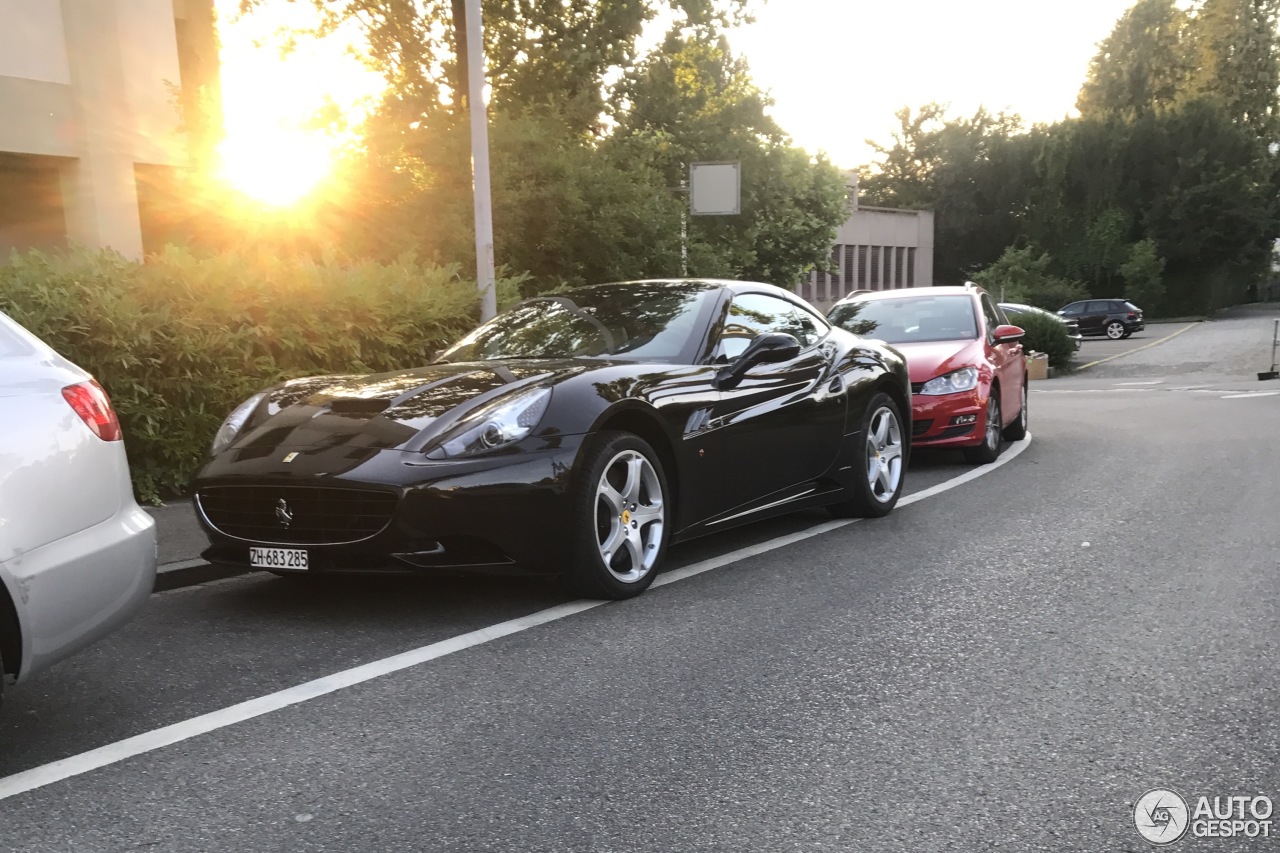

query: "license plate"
left=249, top=547, right=309, bottom=571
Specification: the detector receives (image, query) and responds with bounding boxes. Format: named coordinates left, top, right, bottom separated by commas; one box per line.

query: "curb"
left=154, top=560, right=249, bottom=593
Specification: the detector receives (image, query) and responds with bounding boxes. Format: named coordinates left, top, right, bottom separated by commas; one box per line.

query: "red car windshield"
left=828, top=295, right=979, bottom=344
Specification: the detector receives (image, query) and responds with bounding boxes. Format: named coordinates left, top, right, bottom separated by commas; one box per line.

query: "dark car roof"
left=575, top=279, right=819, bottom=315
left=583, top=278, right=799, bottom=298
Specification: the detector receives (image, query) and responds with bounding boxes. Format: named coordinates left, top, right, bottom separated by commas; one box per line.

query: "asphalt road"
left=2, top=307, right=1278, bottom=851
left=1072, top=319, right=1194, bottom=366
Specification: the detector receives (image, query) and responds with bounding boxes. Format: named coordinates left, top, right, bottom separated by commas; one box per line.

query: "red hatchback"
left=827, top=285, right=1028, bottom=463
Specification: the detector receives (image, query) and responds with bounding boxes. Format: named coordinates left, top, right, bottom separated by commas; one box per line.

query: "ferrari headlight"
left=427, top=387, right=552, bottom=459
left=919, top=367, right=979, bottom=396
left=211, top=391, right=268, bottom=455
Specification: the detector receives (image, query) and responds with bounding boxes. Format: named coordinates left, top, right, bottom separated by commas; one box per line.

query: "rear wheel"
left=828, top=392, right=905, bottom=518
left=1003, top=381, right=1028, bottom=441
left=1106, top=321, right=1126, bottom=340
left=563, top=431, right=670, bottom=599
left=963, top=392, right=1003, bottom=464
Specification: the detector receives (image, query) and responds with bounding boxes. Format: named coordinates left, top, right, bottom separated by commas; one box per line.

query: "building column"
left=58, top=0, right=144, bottom=258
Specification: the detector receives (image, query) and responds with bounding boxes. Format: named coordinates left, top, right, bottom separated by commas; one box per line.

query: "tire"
left=963, top=391, right=1003, bottom=465
left=1003, top=381, right=1028, bottom=441
left=1106, top=321, right=1126, bottom=340
left=828, top=392, right=906, bottom=518
left=562, top=431, right=671, bottom=600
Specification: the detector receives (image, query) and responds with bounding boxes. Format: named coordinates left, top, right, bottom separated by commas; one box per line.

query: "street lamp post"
left=464, top=0, right=497, bottom=321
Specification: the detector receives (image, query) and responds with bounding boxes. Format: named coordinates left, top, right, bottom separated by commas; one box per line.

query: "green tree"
left=971, top=245, right=1088, bottom=309
left=1119, top=237, right=1167, bottom=311
left=240, top=0, right=750, bottom=135
left=861, top=105, right=1031, bottom=281
left=228, top=1, right=853, bottom=292
left=608, top=30, right=848, bottom=284
left=1188, top=0, right=1280, bottom=136
left=1077, top=0, right=1193, bottom=118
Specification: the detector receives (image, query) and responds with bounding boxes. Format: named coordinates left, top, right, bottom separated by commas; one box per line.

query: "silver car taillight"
left=62, top=380, right=123, bottom=441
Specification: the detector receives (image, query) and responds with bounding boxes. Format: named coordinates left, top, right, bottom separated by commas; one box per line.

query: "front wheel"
left=963, top=392, right=1003, bottom=464
left=1106, top=321, right=1126, bottom=340
left=828, top=392, right=906, bottom=518
left=563, top=431, right=670, bottom=599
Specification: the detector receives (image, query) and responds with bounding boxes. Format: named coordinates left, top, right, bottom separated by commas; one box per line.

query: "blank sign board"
left=689, top=161, right=740, bottom=216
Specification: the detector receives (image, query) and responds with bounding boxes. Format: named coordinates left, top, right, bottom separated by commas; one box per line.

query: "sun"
left=215, top=129, right=338, bottom=207
left=213, top=0, right=383, bottom=206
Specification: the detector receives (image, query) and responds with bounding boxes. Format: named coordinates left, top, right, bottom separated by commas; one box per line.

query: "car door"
left=690, top=292, right=845, bottom=523
left=981, top=294, right=1022, bottom=422
left=1058, top=301, right=1085, bottom=329
left=1079, top=301, right=1110, bottom=335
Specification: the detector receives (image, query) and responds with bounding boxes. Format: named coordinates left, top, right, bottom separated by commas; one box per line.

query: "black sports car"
left=193, top=280, right=911, bottom=599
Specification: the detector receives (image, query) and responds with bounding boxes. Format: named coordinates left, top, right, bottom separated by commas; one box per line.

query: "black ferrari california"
left=193, top=280, right=911, bottom=599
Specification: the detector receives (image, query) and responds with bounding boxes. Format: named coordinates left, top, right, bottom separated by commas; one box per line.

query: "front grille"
left=197, top=485, right=397, bottom=545
left=912, top=418, right=933, bottom=437
left=939, top=424, right=976, bottom=438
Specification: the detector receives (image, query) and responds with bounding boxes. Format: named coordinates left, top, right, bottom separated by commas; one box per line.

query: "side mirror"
left=993, top=324, right=1025, bottom=344
left=716, top=333, right=801, bottom=388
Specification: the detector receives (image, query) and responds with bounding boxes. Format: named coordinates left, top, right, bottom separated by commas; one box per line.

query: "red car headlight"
left=918, top=367, right=979, bottom=396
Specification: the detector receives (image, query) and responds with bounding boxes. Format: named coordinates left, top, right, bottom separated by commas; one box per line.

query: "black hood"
left=228, top=361, right=583, bottom=458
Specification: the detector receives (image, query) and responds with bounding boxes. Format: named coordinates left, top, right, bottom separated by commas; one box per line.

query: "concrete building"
left=0, top=0, right=217, bottom=259
left=796, top=177, right=935, bottom=311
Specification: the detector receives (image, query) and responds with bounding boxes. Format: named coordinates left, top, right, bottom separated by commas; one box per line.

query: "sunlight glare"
left=215, top=129, right=337, bottom=207
left=214, top=0, right=382, bottom=206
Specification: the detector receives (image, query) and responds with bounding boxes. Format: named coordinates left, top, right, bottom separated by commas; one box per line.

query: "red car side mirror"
left=993, top=324, right=1025, bottom=344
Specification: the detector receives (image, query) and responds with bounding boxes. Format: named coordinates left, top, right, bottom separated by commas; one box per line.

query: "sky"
left=213, top=0, right=1142, bottom=201
left=726, top=0, right=1139, bottom=168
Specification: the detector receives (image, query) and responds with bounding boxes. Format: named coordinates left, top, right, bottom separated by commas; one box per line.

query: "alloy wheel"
left=594, top=450, right=665, bottom=583
left=864, top=406, right=904, bottom=503
left=985, top=395, right=1001, bottom=451
left=1106, top=321, right=1125, bottom=340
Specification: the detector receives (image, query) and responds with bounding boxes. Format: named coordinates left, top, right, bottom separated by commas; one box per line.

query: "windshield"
left=828, top=295, right=979, bottom=344
left=440, top=283, right=718, bottom=363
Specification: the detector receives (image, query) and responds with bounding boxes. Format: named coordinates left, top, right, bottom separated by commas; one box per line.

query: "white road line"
left=0, top=433, right=1033, bottom=803
left=1115, top=380, right=1163, bottom=386
left=1221, top=391, right=1280, bottom=399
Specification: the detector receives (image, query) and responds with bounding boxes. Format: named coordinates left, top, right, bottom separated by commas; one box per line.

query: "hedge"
left=1004, top=308, right=1077, bottom=370
left=0, top=247, right=524, bottom=503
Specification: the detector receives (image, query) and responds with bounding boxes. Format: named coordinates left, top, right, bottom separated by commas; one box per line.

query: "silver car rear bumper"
left=0, top=503, right=156, bottom=680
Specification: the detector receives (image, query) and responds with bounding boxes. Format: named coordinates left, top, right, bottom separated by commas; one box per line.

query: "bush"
left=0, top=247, right=525, bottom=503
left=1002, top=307, right=1077, bottom=370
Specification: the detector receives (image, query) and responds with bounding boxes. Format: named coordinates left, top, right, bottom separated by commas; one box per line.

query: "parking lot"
left=1071, top=319, right=1201, bottom=368
left=1, top=306, right=1278, bottom=851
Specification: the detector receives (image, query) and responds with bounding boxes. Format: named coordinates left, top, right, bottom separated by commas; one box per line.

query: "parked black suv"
left=1058, top=299, right=1144, bottom=339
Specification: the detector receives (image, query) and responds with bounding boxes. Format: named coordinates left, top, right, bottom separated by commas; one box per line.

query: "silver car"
left=0, top=311, right=156, bottom=705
